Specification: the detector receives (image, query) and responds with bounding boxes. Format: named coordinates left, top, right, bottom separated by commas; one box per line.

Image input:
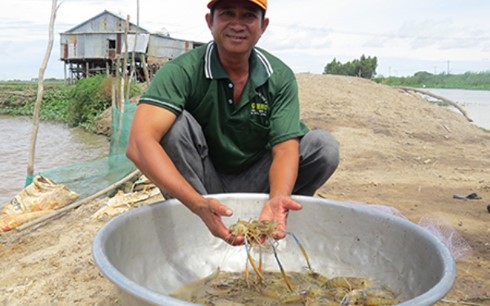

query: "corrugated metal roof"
left=63, top=10, right=149, bottom=34
left=60, top=10, right=205, bottom=63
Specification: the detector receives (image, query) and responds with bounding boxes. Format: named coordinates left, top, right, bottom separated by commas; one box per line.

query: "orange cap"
left=207, top=0, right=267, bottom=11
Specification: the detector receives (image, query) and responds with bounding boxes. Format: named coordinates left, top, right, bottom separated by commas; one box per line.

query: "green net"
left=25, top=100, right=137, bottom=200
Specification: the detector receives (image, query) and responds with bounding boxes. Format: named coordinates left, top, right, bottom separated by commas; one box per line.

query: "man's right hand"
left=192, top=197, right=245, bottom=246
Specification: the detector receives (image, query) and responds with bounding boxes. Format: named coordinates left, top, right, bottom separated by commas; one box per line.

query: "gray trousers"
left=160, top=111, right=339, bottom=198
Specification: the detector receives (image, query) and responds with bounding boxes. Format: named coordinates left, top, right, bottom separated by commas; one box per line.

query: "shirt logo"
left=251, top=102, right=268, bottom=117
left=250, top=92, right=269, bottom=117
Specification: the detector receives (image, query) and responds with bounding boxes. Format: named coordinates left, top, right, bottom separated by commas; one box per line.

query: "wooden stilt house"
left=60, top=10, right=204, bottom=83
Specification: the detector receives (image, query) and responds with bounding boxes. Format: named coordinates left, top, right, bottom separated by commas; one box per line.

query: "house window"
left=108, top=39, right=116, bottom=50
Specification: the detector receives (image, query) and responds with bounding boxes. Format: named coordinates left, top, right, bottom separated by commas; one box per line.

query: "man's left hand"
left=259, top=196, right=302, bottom=240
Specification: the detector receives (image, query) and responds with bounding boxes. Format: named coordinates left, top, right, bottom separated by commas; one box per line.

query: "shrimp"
left=229, top=220, right=274, bottom=285
left=230, top=219, right=275, bottom=245
left=228, top=219, right=313, bottom=292
left=323, top=276, right=373, bottom=290
left=340, top=287, right=400, bottom=306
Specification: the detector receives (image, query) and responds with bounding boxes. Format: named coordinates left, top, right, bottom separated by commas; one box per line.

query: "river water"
left=0, top=116, right=109, bottom=206
left=423, top=88, right=490, bottom=130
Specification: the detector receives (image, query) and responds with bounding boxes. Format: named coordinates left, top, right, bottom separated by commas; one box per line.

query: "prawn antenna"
left=285, top=231, right=313, bottom=271
left=244, top=238, right=264, bottom=281
left=269, top=240, right=293, bottom=291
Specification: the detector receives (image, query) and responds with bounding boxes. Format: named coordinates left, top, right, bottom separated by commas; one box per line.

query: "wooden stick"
left=398, top=86, right=473, bottom=122
left=441, top=299, right=488, bottom=306
left=27, top=0, right=58, bottom=179
left=441, top=294, right=490, bottom=306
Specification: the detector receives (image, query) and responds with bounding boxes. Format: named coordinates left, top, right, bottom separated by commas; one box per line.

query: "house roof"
left=63, top=10, right=150, bottom=34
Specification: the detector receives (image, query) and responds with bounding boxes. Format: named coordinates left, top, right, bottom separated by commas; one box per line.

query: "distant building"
left=60, top=10, right=204, bottom=82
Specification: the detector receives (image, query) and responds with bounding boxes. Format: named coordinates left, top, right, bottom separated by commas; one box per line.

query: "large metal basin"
left=92, top=194, right=456, bottom=305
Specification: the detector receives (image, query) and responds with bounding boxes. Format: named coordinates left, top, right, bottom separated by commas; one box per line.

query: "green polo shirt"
left=139, top=42, right=309, bottom=174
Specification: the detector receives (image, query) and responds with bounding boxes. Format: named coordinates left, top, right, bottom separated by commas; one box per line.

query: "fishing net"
left=359, top=203, right=472, bottom=261
left=418, top=215, right=473, bottom=261
left=24, top=100, right=137, bottom=200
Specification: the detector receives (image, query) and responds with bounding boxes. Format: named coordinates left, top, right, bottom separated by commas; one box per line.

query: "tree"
left=324, top=55, right=378, bottom=79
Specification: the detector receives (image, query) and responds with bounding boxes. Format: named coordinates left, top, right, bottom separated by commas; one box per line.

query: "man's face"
left=206, top=0, right=269, bottom=58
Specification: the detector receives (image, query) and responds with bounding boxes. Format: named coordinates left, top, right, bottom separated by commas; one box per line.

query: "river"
left=423, top=88, right=490, bottom=130
left=0, top=116, right=109, bottom=206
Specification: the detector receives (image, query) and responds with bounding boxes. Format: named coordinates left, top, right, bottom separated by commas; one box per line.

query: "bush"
left=0, top=83, right=71, bottom=121
left=66, top=75, right=112, bottom=130
left=66, top=75, right=143, bottom=131
left=1, top=77, right=144, bottom=131
left=39, top=86, right=72, bottom=121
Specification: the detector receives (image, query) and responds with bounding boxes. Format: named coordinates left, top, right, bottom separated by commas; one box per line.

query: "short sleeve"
left=138, top=62, right=191, bottom=115
left=268, top=73, right=308, bottom=146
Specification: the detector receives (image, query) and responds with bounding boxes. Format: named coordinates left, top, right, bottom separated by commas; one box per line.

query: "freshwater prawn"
left=228, top=219, right=312, bottom=291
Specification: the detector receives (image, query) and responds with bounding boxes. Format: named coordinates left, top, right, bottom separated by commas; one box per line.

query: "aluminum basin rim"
left=92, top=193, right=456, bottom=306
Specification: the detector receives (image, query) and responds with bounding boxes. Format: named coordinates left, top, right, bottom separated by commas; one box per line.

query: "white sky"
left=1, top=0, right=490, bottom=80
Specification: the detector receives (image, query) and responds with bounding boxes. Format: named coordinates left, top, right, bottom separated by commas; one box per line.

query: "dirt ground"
left=0, top=73, right=489, bottom=305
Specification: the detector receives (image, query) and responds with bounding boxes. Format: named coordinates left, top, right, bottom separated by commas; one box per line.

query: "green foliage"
left=0, top=77, right=144, bottom=131
left=324, top=55, right=378, bottom=79
left=42, top=87, right=72, bottom=121
left=0, top=84, right=72, bottom=121
left=376, top=71, right=490, bottom=90
left=66, top=76, right=142, bottom=131
left=66, top=75, right=141, bottom=131
left=66, top=75, right=111, bottom=130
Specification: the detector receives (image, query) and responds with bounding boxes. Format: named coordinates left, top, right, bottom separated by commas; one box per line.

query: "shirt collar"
left=204, top=41, right=273, bottom=88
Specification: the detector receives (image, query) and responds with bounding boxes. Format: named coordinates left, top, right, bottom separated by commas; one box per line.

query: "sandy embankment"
left=0, top=73, right=489, bottom=305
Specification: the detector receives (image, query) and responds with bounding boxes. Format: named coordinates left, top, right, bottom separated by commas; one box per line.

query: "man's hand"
left=192, top=197, right=245, bottom=246
left=127, top=106, right=244, bottom=245
left=259, top=196, right=302, bottom=239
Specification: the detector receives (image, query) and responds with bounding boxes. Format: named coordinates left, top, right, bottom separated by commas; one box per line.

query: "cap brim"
left=207, top=0, right=218, bottom=9
left=207, top=0, right=266, bottom=10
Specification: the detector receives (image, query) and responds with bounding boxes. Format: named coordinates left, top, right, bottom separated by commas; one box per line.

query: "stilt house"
left=60, top=10, right=204, bottom=82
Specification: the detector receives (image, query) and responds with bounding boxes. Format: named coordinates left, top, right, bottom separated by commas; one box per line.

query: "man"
left=126, top=0, right=339, bottom=245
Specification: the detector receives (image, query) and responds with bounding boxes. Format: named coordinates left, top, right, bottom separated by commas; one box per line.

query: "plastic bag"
left=1, top=175, right=79, bottom=232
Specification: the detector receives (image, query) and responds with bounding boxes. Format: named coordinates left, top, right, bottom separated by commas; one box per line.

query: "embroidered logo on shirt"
left=250, top=92, right=269, bottom=117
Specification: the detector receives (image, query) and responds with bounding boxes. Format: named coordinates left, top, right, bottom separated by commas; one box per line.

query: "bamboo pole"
left=127, top=2, right=140, bottom=99
left=114, top=56, right=121, bottom=109
left=27, top=0, right=59, bottom=182
left=121, top=15, right=130, bottom=110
